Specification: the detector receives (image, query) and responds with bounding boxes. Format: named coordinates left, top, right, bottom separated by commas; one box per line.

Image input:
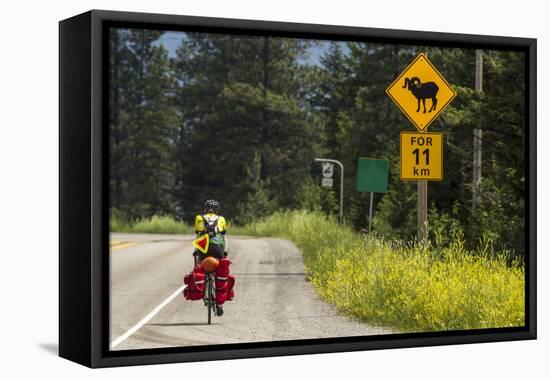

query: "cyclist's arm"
left=194, top=215, right=204, bottom=235
left=193, top=215, right=203, bottom=257
left=219, top=216, right=228, bottom=253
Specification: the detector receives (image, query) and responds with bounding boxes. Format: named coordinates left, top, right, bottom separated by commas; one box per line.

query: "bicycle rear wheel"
left=206, top=275, right=214, bottom=325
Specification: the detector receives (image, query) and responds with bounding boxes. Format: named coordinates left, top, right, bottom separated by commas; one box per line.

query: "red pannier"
left=215, top=259, right=235, bottom=305
left=183, top=265, right=205, bottom=300
left=183, top=259, right=235, bottom=303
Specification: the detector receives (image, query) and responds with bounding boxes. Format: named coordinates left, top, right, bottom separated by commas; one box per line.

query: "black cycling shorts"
left=197, top=243, right=225, bottom=262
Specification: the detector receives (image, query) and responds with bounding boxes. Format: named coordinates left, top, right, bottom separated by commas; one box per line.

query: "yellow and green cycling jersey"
left=194, top=213, right=227, bottom=246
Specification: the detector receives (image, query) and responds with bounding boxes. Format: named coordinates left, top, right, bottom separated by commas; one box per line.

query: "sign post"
left=368, top=192, right=374, bottom=234
left=417, top=180, right=428, bottom=242
left=315, top=158, right=344, bottom=223
left=386, top=53, right=456, bottom=243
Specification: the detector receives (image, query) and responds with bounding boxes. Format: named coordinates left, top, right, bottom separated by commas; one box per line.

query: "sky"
left=155, top=30, right=347, bottom=66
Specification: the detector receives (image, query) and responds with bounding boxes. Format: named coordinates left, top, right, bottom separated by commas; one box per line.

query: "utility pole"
left=473, top=49, right=483, bottom=208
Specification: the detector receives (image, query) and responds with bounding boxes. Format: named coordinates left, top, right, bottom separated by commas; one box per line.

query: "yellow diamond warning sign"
left=400, top=131, right=443, bottom=181
left=387, top=53, right=456, bottom=132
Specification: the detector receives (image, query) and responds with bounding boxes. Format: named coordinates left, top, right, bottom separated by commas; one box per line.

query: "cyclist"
left=193, top=199, right=228, bottom=316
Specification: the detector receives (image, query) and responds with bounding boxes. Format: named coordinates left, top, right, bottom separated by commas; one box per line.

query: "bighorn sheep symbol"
left=402, top=77, right=439, bottom=113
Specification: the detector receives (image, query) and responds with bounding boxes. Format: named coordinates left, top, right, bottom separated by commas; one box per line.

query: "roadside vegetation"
left=110, top=212, right=192, bottom=234
left=233, top=210, right=525, bottom=332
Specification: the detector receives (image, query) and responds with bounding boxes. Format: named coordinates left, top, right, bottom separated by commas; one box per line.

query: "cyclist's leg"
left=197, top=244, right=224, bottom=264
left=195, top=250, right=205, bottom=265
left=208, top=244, right=225, bottom=260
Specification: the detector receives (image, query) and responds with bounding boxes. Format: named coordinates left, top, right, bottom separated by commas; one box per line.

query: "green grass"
left=233, top=210, right=525, bottom=332
left=110, top=214, right=192, bottom=234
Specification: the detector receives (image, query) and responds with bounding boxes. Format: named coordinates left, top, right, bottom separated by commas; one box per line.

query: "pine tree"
left=173, top=34, right=322, bottom=222
left=109, top=29, right=178, bottom=219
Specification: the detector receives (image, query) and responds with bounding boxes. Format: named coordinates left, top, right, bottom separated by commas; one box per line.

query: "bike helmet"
left=204, top=199, right=221, bottom=214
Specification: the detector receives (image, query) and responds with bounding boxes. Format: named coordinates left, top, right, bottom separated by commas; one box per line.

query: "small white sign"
left=322, top=163, right=334, bottom=178
left=321, top=178, right=333, bottom=187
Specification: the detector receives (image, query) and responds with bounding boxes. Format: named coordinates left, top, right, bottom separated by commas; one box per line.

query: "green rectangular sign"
left=356, top=158, right=389, bottom=193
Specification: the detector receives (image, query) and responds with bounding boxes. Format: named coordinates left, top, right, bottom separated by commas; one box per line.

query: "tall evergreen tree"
left=109, top=29, right=178, bottom=219
left=173, top=34, right=322, bottom=222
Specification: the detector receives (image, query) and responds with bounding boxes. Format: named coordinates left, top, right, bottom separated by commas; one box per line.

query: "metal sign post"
left=368, top=192, right=374, bottom=233
left=315, top=158, right=344, bottom=223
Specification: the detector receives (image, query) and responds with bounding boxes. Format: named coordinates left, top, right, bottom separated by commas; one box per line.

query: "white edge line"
left=110, top=284, right=186, bottom=349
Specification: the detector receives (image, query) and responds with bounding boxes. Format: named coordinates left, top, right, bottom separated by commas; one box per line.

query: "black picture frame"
left=59, top=9, right=537, bottom=368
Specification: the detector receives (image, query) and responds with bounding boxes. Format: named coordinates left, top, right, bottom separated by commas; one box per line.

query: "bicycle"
left=194, top=251, right=220, bottom=325
left=204, top=270, right=216, bottom=324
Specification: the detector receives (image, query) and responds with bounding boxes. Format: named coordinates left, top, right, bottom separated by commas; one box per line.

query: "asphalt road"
left=110, top=233, right=391, bottom=350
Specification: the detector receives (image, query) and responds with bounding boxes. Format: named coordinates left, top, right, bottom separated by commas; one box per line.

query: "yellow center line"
left=110, top=241, right=137, bottom=251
